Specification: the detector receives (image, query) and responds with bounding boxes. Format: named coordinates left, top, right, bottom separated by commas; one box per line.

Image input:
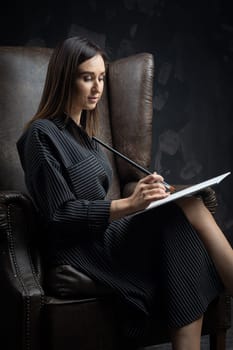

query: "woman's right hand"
left=110, top=173, right=170, bottom=221
left=128, top=173, right=170, bottom=213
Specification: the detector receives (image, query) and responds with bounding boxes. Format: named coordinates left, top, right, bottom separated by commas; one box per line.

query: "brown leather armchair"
left=0, top=46, right=231, bottom=350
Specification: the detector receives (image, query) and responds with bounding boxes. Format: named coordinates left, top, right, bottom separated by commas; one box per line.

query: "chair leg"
left=209, top=330, right=226, bottom=350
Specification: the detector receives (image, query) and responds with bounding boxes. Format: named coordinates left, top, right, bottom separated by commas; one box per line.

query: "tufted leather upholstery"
left=0, top=46, right=231, bottom=350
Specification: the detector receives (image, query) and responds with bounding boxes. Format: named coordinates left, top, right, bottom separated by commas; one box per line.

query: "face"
left=71, top=54, right=105, bottom=116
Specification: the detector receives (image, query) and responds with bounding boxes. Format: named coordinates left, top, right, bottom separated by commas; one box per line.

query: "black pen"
left=93, top=136, right=175, bottom=193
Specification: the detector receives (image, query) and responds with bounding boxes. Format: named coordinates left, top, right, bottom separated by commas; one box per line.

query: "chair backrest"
left=0, top=46, right=154, bottom=198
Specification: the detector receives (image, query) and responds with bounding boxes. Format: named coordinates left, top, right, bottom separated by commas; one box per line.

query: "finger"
left=143, top=182, right=167, bottom=192
left=142, top=187, right=169, bottom=200
left=142, top=173, right=164, bottom=184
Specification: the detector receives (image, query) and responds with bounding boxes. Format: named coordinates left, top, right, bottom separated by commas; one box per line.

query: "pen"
left=93, top=137, right=175, bottom=193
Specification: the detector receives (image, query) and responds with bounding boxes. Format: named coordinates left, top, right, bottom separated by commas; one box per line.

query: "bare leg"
left=171, top=315, right=203, bottom=350
left=176, top=196, right=233, bottom=295
left=175, top=196, right=217, bottom=233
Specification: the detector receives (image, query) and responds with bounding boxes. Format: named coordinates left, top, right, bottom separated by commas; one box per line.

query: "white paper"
left=145, top=171, right=231, bottom=211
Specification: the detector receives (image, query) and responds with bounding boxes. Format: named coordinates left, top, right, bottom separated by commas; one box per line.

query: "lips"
left=88, top=97, right=98, bottom=103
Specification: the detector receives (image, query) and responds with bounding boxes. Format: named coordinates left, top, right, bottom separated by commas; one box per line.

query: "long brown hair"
left=25, top=36, right=107, bottom=136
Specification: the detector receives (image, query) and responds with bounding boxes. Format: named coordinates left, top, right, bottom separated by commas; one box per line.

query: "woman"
left=17, top=36, right=224, bottom=349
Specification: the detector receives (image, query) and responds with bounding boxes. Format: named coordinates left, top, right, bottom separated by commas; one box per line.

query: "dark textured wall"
left=1, top=0, right=233, bottom=240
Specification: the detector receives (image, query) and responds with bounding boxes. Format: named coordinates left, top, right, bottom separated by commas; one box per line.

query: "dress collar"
left=52, top=114, right=88, bottom=136
left=52, top=114, right=80, bottom=130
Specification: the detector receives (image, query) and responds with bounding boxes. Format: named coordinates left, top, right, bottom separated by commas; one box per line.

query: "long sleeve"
left=17, top=119, right=112, bottom=236
left=30, top=157, right=111, bottom=234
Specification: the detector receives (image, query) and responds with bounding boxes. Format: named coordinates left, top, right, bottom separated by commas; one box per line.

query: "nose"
left=92, top=79, right=101, bottom=93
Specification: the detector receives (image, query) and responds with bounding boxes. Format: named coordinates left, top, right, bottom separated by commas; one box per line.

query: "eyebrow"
left=78, top=71, right=106, bottom=76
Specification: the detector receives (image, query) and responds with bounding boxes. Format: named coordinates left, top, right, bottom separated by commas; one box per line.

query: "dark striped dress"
left=17, top=116, right=223, bottom=340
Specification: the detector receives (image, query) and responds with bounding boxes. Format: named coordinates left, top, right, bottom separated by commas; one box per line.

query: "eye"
left=83, top=75, right=93, bottom=82
left=99, top=75, right=105, bottom=82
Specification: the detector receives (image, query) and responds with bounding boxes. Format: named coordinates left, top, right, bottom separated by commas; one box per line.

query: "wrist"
left=110, top=197, right=133, bottom=221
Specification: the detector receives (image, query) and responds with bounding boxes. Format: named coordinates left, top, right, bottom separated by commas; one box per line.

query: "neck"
left=65, top=111, right=81, bottom=126
left=71, top=116, right=81, bottom=126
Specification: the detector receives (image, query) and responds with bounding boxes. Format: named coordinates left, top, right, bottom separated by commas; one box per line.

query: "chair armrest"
left=0, top=190, right=44, bottom=350
left=196, top=186, right=218, bottom=214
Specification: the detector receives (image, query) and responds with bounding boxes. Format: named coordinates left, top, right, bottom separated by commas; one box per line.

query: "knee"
left=176, top=196, right=205, bottom=212
left=176, top=196, right=210, bottom=227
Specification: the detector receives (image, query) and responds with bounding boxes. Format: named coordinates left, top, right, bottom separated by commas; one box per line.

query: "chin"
left=86, top=104, right=97, bottom=110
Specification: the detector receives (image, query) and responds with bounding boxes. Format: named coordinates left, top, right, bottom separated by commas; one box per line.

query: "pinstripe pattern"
left=17, top=115, right=223, bottom=339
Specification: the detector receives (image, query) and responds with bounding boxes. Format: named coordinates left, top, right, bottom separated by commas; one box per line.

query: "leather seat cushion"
left=45, top=265, right=112, bottom=298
